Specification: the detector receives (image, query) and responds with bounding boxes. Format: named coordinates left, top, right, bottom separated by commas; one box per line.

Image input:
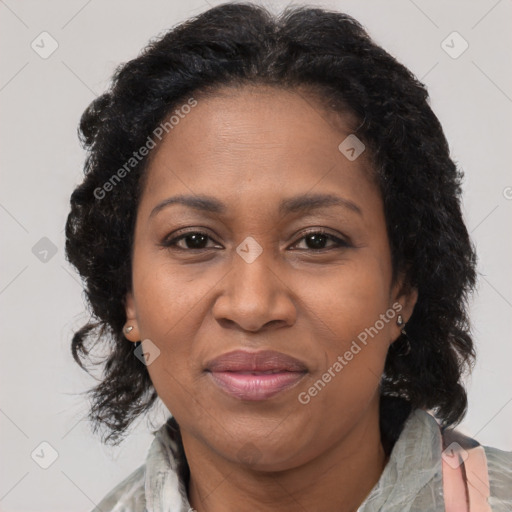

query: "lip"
left=205, top=350, right=308, bottom=401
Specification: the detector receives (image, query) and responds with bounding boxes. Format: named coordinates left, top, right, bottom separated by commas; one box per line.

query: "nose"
left=211, top=247, right=297, bottom=333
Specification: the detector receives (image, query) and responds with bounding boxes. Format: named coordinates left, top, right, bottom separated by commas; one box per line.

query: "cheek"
left=132, top=254, right=209, bottom=337
left=298, top=253, right=394, bottom=402
left=303, top=252, right=393, bottom=340
left=130, top=256, right=205, bottom=396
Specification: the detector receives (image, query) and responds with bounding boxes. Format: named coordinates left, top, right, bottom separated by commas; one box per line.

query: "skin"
left=124, top=84, right=418, bottom=512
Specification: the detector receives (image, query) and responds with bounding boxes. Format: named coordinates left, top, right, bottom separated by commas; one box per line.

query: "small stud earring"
left=394, top=314, right=411, bottom=356
left=124, top=325, right=134, bottom=334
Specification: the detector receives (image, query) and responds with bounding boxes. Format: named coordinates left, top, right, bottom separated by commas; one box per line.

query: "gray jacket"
left=91, top=409, right=512, bottom=511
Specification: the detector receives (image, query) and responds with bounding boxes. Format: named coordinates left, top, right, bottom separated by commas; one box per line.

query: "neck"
left=182, top=402, right=388, bottom=512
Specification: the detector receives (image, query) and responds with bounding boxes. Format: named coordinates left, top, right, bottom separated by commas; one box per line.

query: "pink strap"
left=465, top=446, right=492, bottom=511
left=442, top=441, right=491, bottom=511
left=442, top=446, right=469, bottom=512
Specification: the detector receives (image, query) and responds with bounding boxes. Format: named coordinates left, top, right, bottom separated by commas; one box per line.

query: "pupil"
left=307, top=234, right=327, bottom=249
left=187, top=234, right=207, bottom=249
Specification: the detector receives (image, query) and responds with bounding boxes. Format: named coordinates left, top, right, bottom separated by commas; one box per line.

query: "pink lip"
left=205, top=350, right=308, bottom=401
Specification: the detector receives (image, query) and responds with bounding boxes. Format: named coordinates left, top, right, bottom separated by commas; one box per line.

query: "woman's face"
left=125, top=85, right=417, bottom=470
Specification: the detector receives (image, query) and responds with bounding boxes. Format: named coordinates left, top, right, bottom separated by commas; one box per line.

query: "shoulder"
left=89, top=464, right=146, bottom=512
left=483, top=444, right=512, bottom=509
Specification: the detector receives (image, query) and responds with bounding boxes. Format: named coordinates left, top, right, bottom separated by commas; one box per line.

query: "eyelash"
left=160, top=229, right=350, bottom=252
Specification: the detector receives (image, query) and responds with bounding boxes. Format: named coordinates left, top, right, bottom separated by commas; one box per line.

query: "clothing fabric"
left=91, top=409, right=512, bottom=512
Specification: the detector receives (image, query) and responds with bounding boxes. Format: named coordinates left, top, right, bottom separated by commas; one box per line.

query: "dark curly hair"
left=65, top=2, right=478, bottom=448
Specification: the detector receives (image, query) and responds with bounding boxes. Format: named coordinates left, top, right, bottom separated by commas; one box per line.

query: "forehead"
left=139, top=85, right=378, bottom=217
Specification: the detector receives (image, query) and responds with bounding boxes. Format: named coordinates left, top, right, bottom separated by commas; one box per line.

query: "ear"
left=123, top=291, right=140, bottom=343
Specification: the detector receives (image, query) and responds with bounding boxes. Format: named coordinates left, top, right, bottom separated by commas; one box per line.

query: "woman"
left=65, top=3, right=512, bottom=511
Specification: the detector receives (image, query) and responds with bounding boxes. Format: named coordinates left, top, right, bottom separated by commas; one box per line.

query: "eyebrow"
left=149, top=192, right=363, bottom=219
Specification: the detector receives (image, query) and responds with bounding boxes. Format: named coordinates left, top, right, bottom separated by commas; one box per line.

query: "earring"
left=395, top=315, right=411, bottom=356
left=397, top=314, right=408, bottom=335
left=124, top=325, right=134, bottom=334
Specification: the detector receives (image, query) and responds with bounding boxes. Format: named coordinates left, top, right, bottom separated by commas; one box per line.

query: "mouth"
left=204, top=349, right=308, bottom=401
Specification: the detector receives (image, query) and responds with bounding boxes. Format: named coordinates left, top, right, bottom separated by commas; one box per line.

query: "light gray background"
left=1, top=0, right=511, bottom=510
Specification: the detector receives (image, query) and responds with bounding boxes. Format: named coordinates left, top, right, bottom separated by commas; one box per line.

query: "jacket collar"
left=357, top=408, right=443, bottom=510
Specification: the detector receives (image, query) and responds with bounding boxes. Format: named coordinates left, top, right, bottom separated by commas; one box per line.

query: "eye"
left=161, top=229, right=350, bottom=252
left=161, top=230, right=220, bottom=251
left=290, top=230, right=350, bottom=251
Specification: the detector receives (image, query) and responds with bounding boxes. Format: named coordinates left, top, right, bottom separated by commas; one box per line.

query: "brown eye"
left=291, top=231, right=350, bottom=251
left=161, top=229, right=350, bottom=252
left=162, top=231, right=219, bottom=250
